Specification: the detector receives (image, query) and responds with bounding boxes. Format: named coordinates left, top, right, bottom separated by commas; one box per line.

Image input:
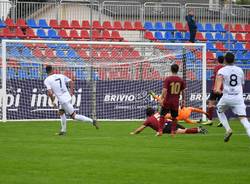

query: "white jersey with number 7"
left=44, top=74, right=72, bottom=104
left=218, top=65, right=244, bottom=96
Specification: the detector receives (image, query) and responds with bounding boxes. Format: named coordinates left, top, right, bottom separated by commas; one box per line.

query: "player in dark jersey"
left=130, top=107, right=207, bottom=135
left=158, top=64, right=186, bottom=136
left=206, top=56, right=224, bottom=127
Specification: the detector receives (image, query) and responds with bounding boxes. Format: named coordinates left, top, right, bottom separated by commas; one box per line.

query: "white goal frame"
left=1, top=39, right=206, bottom=122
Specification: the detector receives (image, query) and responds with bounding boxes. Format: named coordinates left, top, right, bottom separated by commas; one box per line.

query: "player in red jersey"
left=206, top=56, right=224, bottom=127
left=158, top=64, right=186, bottom=136
left=130, top=107, right=207, bottom=135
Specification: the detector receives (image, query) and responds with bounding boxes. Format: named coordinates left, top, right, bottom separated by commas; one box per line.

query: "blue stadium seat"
left=205, top=32, right=216, bottom=41
left=18, top=69, right=29, bottom=79
left=0, top=19, right=6, bottom=28
left=165, top=32, right=175, bottom=41
left=144, top=21, right=154, bottom=31
left=235, top=51, right=244, bottom=61
left=225, top=43, right=236, bottom=51
left=29, top=69, right=40, bottom=79
left=215, top=23, right=226, bottom=32
left=216, top=51, right=224, bottom=57
left=154, top=32, right=165, bottom=40
left=165, top=22, right=175, bottom=31
left=7, top=68, right=16, bottom=79
left=21, top=47, right=33, bottom=58
left=48, top=29, right=60, bottom=39
left=56, top=49, right=66, bottom=58
left=175, top=32, right=184, bottom=41
left=205, top=23, right=215, bottom=32
left=37, top=29, right=49, bottom=38
left=47, top=43, right=58, bottom=49
left=155, top=22, right=166, bottom=31
left=75, top=69, right=87, bottom=79
left=224, top=32, right=236, bottom=42
left=235, top=42, right=246, bottom=51
left=207, top=42, right=217, bottom=52
left=38, top=19, right=50, bottom=29
left=67, top=49, right=80, bottom=59
left=27, top=19, right=39, bottom=28
left=215, top=32, right=226, bottom=41
left=9, top=48, right=21, bottom=57
left=197, top=23, right=205, bottom=32
left=184, top=32, right=190, bottom=41
left=244, top=52, right=250, bottom=60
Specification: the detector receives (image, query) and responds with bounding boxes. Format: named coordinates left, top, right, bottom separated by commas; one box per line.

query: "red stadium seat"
left=111, top=50, right=122, bottom=60
left=26, top=28, right=37, bottom=38
left=69, top=30, right=81, bottom=39
left=144, top=31, right=156, bottom=41
left=60, top=20, right=72, bottom=29
left=206, top=51, right=215, bottom=60
left=195, top=32, right=206, bottom=41
left=175, top=22, right=187, bottom=32
left=16, top=19, right=28, bottom=28
left=78, top=49, right=89, bottom=59
left=111, top=30, right=123, bottom=40
left=225, top=24, right=235, bottom=32
left=102, top=30, right=111, bottom=40
left=5, top=18, right=16, bottom=28
left=99, top=50, right=110, bottom=59
left=69, top=44, right=79, bottom=49
left=15, top=28, right=26, bottom=38
left=82, top=20, right=90, bottom=29
left=113, top=21, right=123, bottom=30
left=134, top=21, right=145, bottom=31
left=103, top=21, right=113, bottom=30
left=2, top=28, right=15, bottom=38
left=80, top=30, right=90, bottom=39
left=93, top=20, right=103, bottom=30
left=32, top=48, right=44, bottom=58
left=215, top=42, right=227, bottom=51
left=58, top=29, right=70, bottom=39
left=49, top=19, right=61, bottom=29
left=124, top=21, right=135, bottom=30
left=44, top=48, right=55, bottom=58
left=71, top=20, right=81, bottom=29
left=92, top=30, right=103, bottom=40
left=246, top=42, right=250, bottom=51
left=245, top=33, right=250, bottom=42
left=245, top=24, right=250, bottom=33
left=235, top=33, right=244, bottom=42
left=234, top=24, right=244, bottom=33
left=91, top=50, right=100, bottom=59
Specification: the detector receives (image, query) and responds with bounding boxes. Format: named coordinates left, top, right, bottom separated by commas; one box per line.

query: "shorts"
left=60, top=101, right=75, bottom=116
left=160, top=107, right=178, bottom=118
left=163, top=122, right=185, bottom=134
left=208, top=91, right=223, bottom=101
left=217, top=94, right=246, bottom=116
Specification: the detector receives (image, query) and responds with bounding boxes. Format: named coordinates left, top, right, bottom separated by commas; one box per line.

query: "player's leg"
left=170, top=109, right=178, bottom=136
left=58, top=109, right=67, bottom=135
left=159, top=107, right=170, bottom=135
left=207, top=91, right=217, bottom=125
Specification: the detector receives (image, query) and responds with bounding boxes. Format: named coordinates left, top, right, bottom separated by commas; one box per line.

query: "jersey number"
left=229, top=74, right=237, bottom=87
left=170, top=82, right=181, bottom=94
left=55, top=78, right=62, bottom=88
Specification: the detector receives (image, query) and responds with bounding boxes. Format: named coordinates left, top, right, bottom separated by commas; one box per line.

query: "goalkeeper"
left=149, top=91, right=209, bottom=124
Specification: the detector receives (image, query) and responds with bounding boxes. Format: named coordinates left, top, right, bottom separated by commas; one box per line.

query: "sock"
left=60, top=114, right=67, bottom=132
left=207, top=107, right=214, bottom=120
left=74, top=114, right=93, bottom=123
left=240, top=118, right=250, bottom=137
left=158, top=116, right=165, bottom=133
left=171, top=118, right=177, bottom=135
left=185, top=128, right=199, bottom=134
left=217, top=111, right=231, bottom=132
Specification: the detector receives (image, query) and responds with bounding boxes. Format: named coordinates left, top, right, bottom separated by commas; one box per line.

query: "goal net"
left=0, top=40, right=206, bottom=121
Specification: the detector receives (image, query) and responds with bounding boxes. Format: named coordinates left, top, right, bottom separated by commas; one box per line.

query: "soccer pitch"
left=0, top=120, right=250, bottom=184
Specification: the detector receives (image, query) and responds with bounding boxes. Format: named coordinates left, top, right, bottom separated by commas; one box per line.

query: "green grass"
left=0, top=120, right=250, bottom=184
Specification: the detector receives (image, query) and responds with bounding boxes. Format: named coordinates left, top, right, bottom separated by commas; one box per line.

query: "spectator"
left=185, top=10, right=197, bottom=43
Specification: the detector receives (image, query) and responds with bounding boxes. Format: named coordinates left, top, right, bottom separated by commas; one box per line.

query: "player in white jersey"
left=44, top=65, right=99, bottom=135
left=214, top=52, right=250, bottom=142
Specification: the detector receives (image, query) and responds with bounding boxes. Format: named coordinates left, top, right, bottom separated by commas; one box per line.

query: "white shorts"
left=217, top=94, right=246, bottom=116
left=60, top=101, right=75, bottom=115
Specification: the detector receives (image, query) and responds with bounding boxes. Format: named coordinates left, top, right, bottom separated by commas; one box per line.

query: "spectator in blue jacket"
left=185, top=10, right=197, bottom=43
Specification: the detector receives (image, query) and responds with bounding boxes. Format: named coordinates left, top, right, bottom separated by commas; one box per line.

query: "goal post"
left=0, top=39, right=206, bottom=122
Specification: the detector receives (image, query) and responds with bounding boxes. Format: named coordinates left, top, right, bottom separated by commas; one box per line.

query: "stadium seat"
left=134, top=21, right=145, bottom=31
left=5, top=18, right=17, bottom=28
left=175, top=22, right=187, bottom=32
left=21, top=47, right=33, bottom=58
left=93, top=20, right=103, bottom=30
left=16, top=19, right=28, bottom=28
left=144, top=21, right=154, bottom=31
left=124, top=21, right=135, bottom=30
left=234, top=24, right=244, bottom=33
left=26, top=28, right=37, bottom=38
left=207, top=42, right=217, bottom=52
left=91, top=50, right=100, bottom=59
left=92, top=30, right=103, bottom=40
left=245, top=33, right=250, bottom=42
left=175, top=32, right=184, bottom=41
left=103, top=21, right=113, bottom=30
left=113, top=21, right=123, bottom=30
left=2, top=28, right=15, bottom=38
left=225, top=24, right=235, bottom=32
left=111, top=30, right=123, bottom=40
left=48, top=29, right=60, bottom=39
left=9, top=47, right=20, bottom=57
left=75, top=69, right=87, bottom=79
left=245, top=42, right=250, bottom=51
left=111, top=50, right=122, bottom=60
left=102, top=30, right=111, bottom=40
left=165, top=32, right=175, bottom=41
left=216, top=42, right=227, bottom=51
left=184, top=32, right=190, bottom=41
left=155, top=31, right=165, bottom=40
left=144, top=31, right=156, bottom=41
left=60, top=20, right=72, bottom=29
left=0, top=19, right=6, bottom=28
left=32, top=48, right=44, bottom=58
left=154, top=22, right=165, bottom=31
left=78, top=49, right=89, bottom=59
left=165, top=22, right=175, bottom=31
left=18, top=69, right=29, bottom=79
left=27, top=19, right=39, bottom=28
left=205, top=32, right=216, bottom=41
left=56, top=49, right=66, bottom=58
left=235, top=51, right=245, bottom=61
left=99, top=50, right=110, bottom=59
left=69, top=30, right=81, bottom=39
left=195, top=32, right=206, bottom=41
left=15, top=28, right=26, bottom=38
left=67, top=49, right=80, bottom=59
left=80, top=30, right=90, bottom=39
left=216, top=51, right=224, bottom=58
left=58, top=29, right=70, bottom=39
left=224, top=32, right=236, bottom=42
left=197, top=23, right=205, bottom=32
left=235, top=42, right=246, bottom=51
left=215, top=23, right=226, bottom=32
left=205, top=23, right=215, bottom=32
left=71, top=20, right=81, bottom=29
left=235, top=33, right=244, bottom=42
left=215, top=32, right=226, bottom=41
left=225, top=43, right=236, bottom=51
left=37, top=29, right=49, bottom=39
left=245, top=24, right=250, bottom=33
left=206, top=51, right=215, bottom=60
left=39, top=19, right=50, bottom=29
left=244, top=52, right=250, bottom=60
left=82, top=20, right=90, bottom=29
left=49, top=19, right=61, bottom=29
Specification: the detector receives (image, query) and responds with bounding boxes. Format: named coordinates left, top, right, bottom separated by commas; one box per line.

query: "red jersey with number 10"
left=163, top=76, right=186, bottom=110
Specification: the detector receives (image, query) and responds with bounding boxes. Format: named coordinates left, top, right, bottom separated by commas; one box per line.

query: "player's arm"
left=130, top=125, right=146, bottom=135
left=44, top=80, right=56, bottom=107
left=214, top=74, right=223, bottom=94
